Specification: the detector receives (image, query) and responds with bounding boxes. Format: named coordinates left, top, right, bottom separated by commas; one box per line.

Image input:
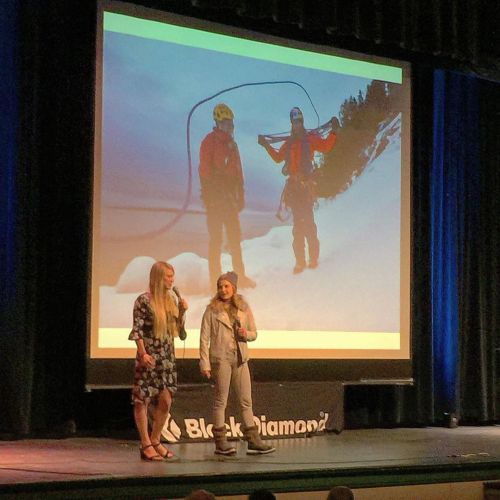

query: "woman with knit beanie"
left=199, top=271, right=275, bottom=455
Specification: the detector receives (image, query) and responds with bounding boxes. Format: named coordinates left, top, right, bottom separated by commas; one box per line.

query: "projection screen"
left=88, top=0, right=412, bottom=386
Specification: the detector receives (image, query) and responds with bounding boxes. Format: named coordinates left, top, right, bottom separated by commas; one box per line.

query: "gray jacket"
left=199, top=304, right=257, bottom=372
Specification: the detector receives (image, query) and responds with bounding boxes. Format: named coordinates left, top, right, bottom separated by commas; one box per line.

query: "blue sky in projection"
left=102, top=32, right=374, bottom=211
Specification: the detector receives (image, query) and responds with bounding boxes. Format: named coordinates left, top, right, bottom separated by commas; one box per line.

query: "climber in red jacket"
left=199, top=103, right=256, bottom=289
left=258, top=107, right=339, bottom=274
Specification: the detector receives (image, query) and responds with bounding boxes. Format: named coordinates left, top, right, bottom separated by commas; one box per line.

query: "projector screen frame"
left=87, top=0, right=413, bottom=385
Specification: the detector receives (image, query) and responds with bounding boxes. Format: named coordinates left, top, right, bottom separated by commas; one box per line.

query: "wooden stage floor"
left=1, top=426, right=500, bottom=499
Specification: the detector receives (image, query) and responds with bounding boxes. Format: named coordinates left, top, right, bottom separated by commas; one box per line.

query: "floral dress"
left=129, top=293, right=177, bottom=402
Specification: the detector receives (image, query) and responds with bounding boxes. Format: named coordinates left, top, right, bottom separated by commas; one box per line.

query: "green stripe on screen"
left=104, top=12, right=403, bottom=84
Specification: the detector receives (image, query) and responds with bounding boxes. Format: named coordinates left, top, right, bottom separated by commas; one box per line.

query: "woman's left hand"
left=180, top=298, right=189, bottom=311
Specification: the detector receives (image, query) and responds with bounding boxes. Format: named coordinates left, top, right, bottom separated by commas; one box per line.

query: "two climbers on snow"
left=198, top=102, right=340, bottom=281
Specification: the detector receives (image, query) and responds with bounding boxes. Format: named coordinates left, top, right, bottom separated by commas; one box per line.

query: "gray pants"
left=212, top=351, right=254, bottom=428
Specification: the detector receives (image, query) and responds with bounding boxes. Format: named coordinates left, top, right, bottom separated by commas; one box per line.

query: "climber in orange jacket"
left=258, top=107, right=339, bottom=274
left=199, top=103, right=256, bottom=290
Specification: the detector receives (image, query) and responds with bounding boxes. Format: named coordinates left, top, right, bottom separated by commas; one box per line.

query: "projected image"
left=91, top=8, right=410, bottom=359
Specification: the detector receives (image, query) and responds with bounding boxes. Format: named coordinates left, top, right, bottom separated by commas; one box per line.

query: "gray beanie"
left=217, top=271, right=238, bottom=290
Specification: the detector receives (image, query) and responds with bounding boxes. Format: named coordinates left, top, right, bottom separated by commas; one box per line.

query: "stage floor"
left=1, top=426, right=500, bottom=499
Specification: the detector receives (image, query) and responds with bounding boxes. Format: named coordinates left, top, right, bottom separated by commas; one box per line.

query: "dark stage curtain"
left=431, top=70, right=479, bottom=419
left=0, top=0, right=25, bottom=435
left=459, top=79, right=500, bottom=423
left=0, top=0, right=96, bottom=436
left=0, top=1, right=19, bottom=309
left=430, top=70, right=498, bottom=424
left=1, top=0, right=498, bottom=435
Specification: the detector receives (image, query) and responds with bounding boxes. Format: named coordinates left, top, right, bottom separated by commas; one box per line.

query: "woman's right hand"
left=201, top=370, right=211, bottom=379
left=141, top=353, right=155, bottom=368
left=258, top=135, right=267, bottom=147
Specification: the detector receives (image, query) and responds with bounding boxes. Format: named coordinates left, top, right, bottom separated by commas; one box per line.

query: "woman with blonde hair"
left=200, top=271, right=275, bottom=455
left=129, top=261, right=188, bottom=461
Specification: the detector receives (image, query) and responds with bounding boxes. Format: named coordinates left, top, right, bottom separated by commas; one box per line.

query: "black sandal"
left=152, top=441, right=175, bottom=459
left=140, top=444, right=163, bottom=461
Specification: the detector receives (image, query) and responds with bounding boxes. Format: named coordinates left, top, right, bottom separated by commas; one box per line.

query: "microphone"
left=172, top=286, right=187, bottom=341
left=233, top=318, right=245, bottom=342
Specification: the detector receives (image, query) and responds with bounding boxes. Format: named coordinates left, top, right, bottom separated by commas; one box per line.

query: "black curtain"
left=1, top=0, right=498, bottom=436
left=459, top=80, right=500, bottom=422
left=403, top=65, right=435, bottom=424
left=0, top=0, right=96, bottom=436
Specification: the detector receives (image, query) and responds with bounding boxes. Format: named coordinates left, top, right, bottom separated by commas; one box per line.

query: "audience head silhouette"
left=327, top=485, right=354, bottom=500
left=185, top=489, right=216, bottom=500
left=249, top=489, right=276, bottom=500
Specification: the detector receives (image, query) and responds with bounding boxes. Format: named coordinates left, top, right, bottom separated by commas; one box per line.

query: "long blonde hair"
left=149, top=261, right=178, bottom=340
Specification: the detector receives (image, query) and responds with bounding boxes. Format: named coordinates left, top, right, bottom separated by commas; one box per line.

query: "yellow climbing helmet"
left=213, top=103, right=234, bottom=122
